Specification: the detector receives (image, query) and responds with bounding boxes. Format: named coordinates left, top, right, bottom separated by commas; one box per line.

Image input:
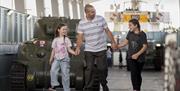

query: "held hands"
left=72, top=50, right=78, bottom=56
left=75, top=47, right=80, bottom=55
left=74, top=43, right=118, bottom=54
left=111, top=43, right=118, bottom=50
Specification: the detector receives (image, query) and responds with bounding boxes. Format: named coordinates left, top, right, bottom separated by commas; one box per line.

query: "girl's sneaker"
left=48, top=87, right=56, bottom=91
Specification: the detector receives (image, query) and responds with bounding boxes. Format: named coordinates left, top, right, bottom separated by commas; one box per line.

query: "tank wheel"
left=10, top=62, right=26, bottom=91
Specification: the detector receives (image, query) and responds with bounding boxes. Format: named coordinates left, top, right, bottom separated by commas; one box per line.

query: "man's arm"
left=75, top=33, right=83, bottom=55
left=104, top=28, right=117, bottom=49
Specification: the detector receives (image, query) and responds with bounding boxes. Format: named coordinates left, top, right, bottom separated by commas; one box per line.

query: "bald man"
left=75, top=4, right=117, bottom=91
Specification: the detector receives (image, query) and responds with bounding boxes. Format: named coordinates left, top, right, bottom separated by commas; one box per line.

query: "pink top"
left=51, top=37, right=72, bottom=60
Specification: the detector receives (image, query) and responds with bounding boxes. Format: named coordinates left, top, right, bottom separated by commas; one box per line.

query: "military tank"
left=9, top=17, right=100, bottom=91
left=144, top=31, right=166, bottom=71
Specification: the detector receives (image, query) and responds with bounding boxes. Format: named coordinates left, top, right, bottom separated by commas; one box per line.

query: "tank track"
left=10, top=62, right=26, bottom=91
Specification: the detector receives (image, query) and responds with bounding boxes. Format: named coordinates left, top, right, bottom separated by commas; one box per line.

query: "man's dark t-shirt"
left=126, top=31, right=147, bottom=62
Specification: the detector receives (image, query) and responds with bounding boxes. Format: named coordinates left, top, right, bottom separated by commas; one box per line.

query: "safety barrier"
left=0, top=44, right=19, bottom=55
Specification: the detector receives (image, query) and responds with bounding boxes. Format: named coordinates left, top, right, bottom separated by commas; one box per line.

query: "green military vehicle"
left=9, top=17, right=100, bottom=91
left=144, top=31, right=167, bottom=70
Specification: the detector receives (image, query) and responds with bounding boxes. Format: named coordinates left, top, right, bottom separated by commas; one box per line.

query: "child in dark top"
left=118, top=19, right=148, bottom=91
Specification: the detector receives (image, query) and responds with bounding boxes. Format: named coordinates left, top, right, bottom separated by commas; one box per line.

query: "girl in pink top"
left=49, top=23, right=76, bottom=91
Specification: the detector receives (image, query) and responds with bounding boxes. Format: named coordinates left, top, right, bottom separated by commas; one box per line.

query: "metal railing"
left=0, top=43, right=19, bottom=55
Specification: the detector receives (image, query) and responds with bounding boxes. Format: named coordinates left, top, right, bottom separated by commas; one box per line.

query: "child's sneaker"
left=48, top=87, right=56, bottom=91
left=48, top=85, right=60, bottom=91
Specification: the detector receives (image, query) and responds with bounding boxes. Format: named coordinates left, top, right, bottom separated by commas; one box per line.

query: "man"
left=75, top=4, right=117, bottom=91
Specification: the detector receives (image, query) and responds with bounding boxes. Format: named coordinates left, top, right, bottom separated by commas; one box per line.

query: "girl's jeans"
left=50, top=57, right=70, bottom=91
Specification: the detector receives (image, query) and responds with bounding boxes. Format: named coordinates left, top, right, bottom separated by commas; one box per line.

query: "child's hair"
left=55, top=23, right=66, bottom=37
left=129, top=19, right=141, bottom=31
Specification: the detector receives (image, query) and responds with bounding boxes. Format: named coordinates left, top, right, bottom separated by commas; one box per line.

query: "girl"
left=49, top=23, right=76, bottom=91
left=118, top=19, right=148, bottom=91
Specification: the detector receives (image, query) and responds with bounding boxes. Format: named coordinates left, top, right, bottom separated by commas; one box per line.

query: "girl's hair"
left=129, top=19, right=141, bottom=31
left=55, top=23, right=66, bottom=37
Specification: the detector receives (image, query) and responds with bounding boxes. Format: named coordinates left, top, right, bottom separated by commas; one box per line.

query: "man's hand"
left=75, top=47, right=81, bottom=55
left=111, top=43, right=118, bottom=50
